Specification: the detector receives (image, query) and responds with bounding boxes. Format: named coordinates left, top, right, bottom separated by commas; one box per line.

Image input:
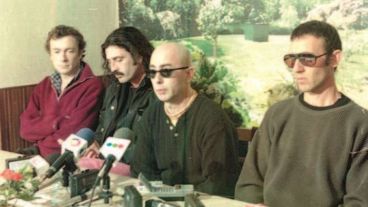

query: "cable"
left=87, top=177, right=101, bottom=207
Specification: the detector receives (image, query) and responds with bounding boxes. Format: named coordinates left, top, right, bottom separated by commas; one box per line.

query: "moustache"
left=107, top=71, right=125, bottom=76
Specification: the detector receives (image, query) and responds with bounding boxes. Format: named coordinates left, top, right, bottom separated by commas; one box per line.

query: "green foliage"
left=277, top=4, right=300, bottom=28
left=224, top=0, right=271, bottom=23
left=196, top=1, right=233, bottom=57
left=269, top=23, right=293, bottom=35
left=264, top=0, right=281, bottom=20
left=166, top=0, right=202, bottom=37
left=184, top=38, right=225, bottom=57
left=147, top=0, right=202, bottom=38
left=267, top=83, right=298, bottom=107
left=279, top=0, right=331, bottom=19
left=180, top=40, right=251, bottom=127
left=121, top=0, right=163, bottom=39
left=196, top=1, right=232, bottom=40
left=339, top=29, right=368, bottom=64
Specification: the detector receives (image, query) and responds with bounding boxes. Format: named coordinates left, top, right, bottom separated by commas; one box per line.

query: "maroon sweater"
left=20, top=63, right=103, bottom=157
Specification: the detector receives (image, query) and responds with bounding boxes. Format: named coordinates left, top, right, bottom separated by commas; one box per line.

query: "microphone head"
left=75, top=128, right=95, bottom=145
left=100, top=128, right=132, bottom=163
left=113, top=128, right=135, bottom=140
left=61, top=128, right=94, bottom=159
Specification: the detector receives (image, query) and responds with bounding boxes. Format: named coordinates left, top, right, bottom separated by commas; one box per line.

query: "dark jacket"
left=132, top=95, right=240, bottom=197
left=94, top=77, right=156, bottom=163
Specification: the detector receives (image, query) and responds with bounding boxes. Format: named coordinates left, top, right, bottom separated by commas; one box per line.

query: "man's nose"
left=293, top=59, right=305, bottom=73
left=152, top=72, right=163, bottom=84
left=110, top=62, right=118, bottom=72
left=61, top=52, right=68, bottom=61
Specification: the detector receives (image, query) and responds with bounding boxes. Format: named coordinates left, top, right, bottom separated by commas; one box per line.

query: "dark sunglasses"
left=147, top=66, right=189, bottom=79
left=283, top=52, right=328, bottom=68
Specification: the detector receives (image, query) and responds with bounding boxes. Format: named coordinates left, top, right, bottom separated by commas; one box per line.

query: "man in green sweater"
left=131, top=42, right=240, bottom=197
left=235, top=20, right=368, bottom=206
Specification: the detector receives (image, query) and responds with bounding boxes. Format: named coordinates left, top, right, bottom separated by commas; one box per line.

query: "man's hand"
left=83, top=141, right=100, bottom=158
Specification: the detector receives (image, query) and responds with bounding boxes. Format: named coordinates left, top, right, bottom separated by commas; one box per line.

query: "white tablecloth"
left=0, top=150, right=252, bottom=207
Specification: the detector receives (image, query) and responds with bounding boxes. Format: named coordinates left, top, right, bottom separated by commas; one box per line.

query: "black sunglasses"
left=147, top=66, right=189, bottom=79
left=283, top=52, right=328, bottom=68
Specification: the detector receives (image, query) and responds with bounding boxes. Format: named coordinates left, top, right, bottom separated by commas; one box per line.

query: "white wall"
left=0, top=0, right=119, bottom=88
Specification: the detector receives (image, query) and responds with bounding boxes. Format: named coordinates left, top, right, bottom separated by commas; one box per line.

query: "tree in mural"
left=166, top=0, right=202, bottom=37
left=196, top=0, right=233, bottom=58
left=181, top=40, right=250, bottom=127
left=120, top=0, right=163, bottom=39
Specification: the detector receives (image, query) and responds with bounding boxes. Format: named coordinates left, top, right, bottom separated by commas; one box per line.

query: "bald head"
left=149, top=42, right=195, bottom=104
left=151, top=42, right=192, bottom=68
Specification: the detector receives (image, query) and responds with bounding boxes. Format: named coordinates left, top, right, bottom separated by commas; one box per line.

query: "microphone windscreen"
left=113, top=128, right=135, bottom=140
left=75, top=128, right=95, bottom=145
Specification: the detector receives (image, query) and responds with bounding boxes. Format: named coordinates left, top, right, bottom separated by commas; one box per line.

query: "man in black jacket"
left=84, top=27, right=155, bottom=164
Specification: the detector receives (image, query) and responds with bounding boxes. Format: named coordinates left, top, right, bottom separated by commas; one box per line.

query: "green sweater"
left=235, top=94, right=368, bottom=206
left=131, top=94, right=240, bottom=197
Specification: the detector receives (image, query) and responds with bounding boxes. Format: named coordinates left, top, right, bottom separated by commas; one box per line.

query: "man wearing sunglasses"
left=131, top=42, right=240, bottom=197
left=235, top=20, right=368, bottom=206
left=83, top=27, right=156, bottom=164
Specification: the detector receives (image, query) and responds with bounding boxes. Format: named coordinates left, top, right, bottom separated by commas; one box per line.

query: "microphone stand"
left=99, top=174, right=113, bottom=204
left=62, top=160, right=78, bottom=187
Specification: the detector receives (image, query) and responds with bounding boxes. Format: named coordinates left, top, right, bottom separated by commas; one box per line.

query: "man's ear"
left=328, top=49, right=342, bottom=68
left=132, top=53, right=143, bottom=66
left=137, top=55, right=143, bottom=65
left=78, top=49, right=85, bottom=60
left=187, top=66, right=195, bottom=82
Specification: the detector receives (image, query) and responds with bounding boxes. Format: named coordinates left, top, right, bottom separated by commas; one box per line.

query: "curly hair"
left=45, top=25, right=86, bottom=57
left=101, top=26, right=154, bottom=73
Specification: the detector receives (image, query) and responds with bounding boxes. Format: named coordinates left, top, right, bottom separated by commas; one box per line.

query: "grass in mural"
left=185, top=35, right=292, bottom=125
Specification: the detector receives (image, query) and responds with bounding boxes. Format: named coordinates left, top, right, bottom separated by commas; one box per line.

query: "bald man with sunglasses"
left=235, top=20, right=368, bottom=206
left=131, top=42, right=240, bottom=197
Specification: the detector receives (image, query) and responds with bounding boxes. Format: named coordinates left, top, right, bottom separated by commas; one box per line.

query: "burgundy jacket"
left=20, top=63, right=103, bottom=157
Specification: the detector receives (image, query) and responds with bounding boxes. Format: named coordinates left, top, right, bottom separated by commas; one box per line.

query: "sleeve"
left=339, top=134, right=368, bottom=206
left=39, top=79, right=104, bottom=150
left=194, top=113, right=240, bottom=198
left=20, top=83, right=55, bottom=142
left=131, top=106, right=161, bottom=180
left=234, top=109, right=272, bottom=203
left=92, top=86, right=111, bottom=145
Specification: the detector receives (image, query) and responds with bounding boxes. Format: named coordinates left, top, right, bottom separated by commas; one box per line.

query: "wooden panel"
left=237, top=127, right=257, bottom=142
left=237, top=127, right=257, bottom=165
left=0, top=84, right=35, bottom=152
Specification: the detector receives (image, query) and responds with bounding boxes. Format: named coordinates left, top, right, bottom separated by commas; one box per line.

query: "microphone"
left=97, top=128, right=132, bottom=179
left=29, top=154, right=59, bottom=177
left=40, top=128, right=95, bottom=181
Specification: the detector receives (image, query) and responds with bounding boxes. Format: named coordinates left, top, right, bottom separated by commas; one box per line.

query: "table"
left=0, top=150, right=252, bottom=207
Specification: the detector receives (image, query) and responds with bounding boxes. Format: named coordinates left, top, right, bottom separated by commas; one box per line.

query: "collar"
left=50, top=63, right=84, bottom=96
left=299, top=93, right=350, bottom=111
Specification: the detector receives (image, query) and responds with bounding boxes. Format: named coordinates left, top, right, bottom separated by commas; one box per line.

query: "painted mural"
left=120, top=0, right=368, bottom=127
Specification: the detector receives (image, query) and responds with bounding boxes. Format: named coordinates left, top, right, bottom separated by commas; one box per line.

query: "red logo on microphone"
left=69, top=138, right=81, bottom=147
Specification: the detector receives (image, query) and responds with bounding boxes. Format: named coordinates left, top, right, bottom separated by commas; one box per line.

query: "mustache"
left=107, top=71, right=124, bottom=76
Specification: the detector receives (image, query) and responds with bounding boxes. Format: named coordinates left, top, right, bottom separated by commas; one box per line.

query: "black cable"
left=87, top=176, right=101, bottom=207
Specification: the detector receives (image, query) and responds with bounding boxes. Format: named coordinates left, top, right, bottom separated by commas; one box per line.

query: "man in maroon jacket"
left=19, top=25, right=103, bottom=157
